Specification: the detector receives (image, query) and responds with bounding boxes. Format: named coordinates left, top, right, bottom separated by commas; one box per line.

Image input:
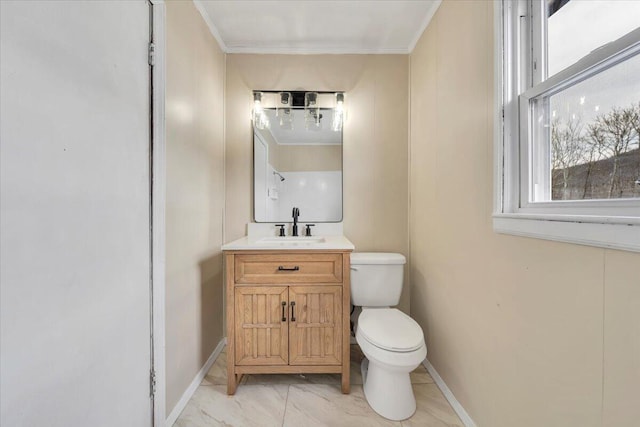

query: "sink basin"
left=257, top=236, right=326, bottom=245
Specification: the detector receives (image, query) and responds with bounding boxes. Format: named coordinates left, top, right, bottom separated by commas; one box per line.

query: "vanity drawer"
left=234, top=253, right=343, bottom=284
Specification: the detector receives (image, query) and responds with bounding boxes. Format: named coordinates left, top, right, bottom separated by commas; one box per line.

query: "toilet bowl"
left=355, top=307, right=427, bottom=421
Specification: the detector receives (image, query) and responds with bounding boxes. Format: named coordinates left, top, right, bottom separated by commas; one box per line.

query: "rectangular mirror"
left=254, top=108, right=343, bottom=222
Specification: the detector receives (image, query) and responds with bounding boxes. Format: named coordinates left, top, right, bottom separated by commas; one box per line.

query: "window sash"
left=513, top=5, right=640, bottom=218
left=518, top=29, right=640, bottom=217
left=495, top=0, right=640, bottom=251
left=522, top=27, right=640, bottom=103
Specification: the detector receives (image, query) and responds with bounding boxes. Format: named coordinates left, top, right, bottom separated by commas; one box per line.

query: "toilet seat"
left=358, top=308, right=424, bottom=352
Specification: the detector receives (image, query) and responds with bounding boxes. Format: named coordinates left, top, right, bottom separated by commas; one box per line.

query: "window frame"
left=494, top=0, right=640, bottom=252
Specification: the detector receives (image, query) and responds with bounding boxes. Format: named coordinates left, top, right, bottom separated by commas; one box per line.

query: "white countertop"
left=222, top=235, right=355, bottom=251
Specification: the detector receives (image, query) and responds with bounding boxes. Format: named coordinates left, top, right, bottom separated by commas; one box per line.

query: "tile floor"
left=174, top=345, right=464, bottom=427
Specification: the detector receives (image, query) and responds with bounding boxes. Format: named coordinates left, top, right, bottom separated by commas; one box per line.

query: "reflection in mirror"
left=254, top=108, right=342, bottom=222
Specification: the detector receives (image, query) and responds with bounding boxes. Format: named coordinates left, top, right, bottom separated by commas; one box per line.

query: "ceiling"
left=194, top=0, right=442, bottom=54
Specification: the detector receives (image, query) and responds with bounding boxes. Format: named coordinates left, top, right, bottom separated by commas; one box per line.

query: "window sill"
left=492, top=213, right=640, bottom=252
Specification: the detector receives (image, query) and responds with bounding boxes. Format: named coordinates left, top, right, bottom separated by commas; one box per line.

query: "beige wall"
left=225, top=54, right=411, bottom=312
left=256, top=128, right=341, bottom=172
left=409, top=1, right=640, bottom=426
left=165, top=1, right=225, bottom=416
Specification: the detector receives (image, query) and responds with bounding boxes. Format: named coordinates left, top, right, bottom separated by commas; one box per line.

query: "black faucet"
left=292, top=207, right=300, bottom=236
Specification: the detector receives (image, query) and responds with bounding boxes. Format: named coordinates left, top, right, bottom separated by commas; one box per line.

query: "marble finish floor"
left=174, top=345, right=464, bottom=427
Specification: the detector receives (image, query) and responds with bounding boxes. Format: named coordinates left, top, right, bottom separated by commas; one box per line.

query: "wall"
left=225, top=54, right=411, bottom=312
left=165, top=1, right=225, bottom=416
left=409, top=1, right=640, bottom=426
left=256, top=127, right=342, bottom=172
left=1, top=1, right=152, bottom=425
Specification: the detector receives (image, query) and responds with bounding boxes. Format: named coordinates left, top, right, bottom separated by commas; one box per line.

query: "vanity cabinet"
left=225, top=251, right=351, bottom=395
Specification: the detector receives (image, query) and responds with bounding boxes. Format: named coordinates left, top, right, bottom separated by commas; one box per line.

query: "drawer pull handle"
left=290, top=301, right=296, bottom=322
left=278, top=266, right=300, bottom=271
left=281, top=301, right=287, bottom=322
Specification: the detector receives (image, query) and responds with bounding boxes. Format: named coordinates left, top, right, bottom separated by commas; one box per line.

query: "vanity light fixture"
left=252, top=90, right=346, bottom=131
left=332, top=92, right=345, bottom=132
left=304, top=92, right=321, bottom=130
left=279, top=91, right=291, bottom=106
left=252, top=91, right=269, bottom=130
left=277, top=92, right=293, bottom=130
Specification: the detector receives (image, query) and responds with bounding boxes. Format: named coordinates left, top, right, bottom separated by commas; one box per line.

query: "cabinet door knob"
left=290, top=301, right=296, bottom=322
left=281, top=301, right=287, bottom=322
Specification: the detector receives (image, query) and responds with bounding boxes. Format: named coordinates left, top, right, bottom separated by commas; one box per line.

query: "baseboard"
left=165, top=337, right=227, bottom=426
left=423, top=359, right=477, bottom=427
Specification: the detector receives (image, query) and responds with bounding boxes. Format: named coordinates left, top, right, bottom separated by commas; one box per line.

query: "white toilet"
left=350, top=252, right=427, bottom=421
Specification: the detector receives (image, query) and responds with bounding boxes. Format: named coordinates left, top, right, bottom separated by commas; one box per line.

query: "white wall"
left=0, top=1, right=152, bottom=425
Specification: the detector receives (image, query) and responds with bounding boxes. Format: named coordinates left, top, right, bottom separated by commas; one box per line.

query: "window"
left=495, top=0, right=640, bottom=251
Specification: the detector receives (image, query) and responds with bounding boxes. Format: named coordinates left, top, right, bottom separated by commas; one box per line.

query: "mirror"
left=254, top=108, right=343, bottom=222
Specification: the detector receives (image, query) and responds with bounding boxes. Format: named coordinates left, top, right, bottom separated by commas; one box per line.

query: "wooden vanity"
left=224, top=248, right=352, bottom=395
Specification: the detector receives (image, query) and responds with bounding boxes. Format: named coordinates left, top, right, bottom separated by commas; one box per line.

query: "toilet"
left=350, top=252, right=427, bottom=421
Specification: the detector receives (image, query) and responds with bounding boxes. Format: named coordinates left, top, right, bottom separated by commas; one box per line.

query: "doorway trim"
left=150, top=0, right=166, bottom=425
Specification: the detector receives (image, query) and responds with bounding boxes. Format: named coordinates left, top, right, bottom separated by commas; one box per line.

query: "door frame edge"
left=150, top=0, right=166, bottom=425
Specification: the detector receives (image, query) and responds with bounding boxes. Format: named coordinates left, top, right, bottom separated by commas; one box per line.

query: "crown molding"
left=407, top=0, right=442, bottom=53
left=192, top=0, right=228, bottom=52
left=224, top=46, right=410, bottom=55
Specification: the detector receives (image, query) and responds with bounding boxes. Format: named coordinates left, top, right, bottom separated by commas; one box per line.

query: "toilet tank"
left=350, top=252, right=406, bottom=307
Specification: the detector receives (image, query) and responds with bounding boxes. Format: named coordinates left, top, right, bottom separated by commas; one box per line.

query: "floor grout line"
left=281, top=384, right=291, bottom=427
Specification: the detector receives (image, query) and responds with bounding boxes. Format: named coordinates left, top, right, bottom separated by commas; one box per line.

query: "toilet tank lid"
left=351, top=252, right=406, bottom=265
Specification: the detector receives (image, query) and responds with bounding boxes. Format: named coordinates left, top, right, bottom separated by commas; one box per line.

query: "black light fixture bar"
left=253, top=90, right=343, bottom=108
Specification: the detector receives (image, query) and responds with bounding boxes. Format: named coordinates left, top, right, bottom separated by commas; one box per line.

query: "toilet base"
left=361, top=357, right=417, bottom=421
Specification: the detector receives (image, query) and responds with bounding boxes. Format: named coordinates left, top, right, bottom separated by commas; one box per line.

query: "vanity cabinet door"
left=288, top=286, right=342, bottom=366
left=234, top=286, right=289, bottom=366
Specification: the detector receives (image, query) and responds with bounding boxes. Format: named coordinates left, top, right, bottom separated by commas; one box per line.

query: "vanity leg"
left=226, top=343, right=237, bottom=395
left=341, top=253, right=351, bottom=394
left=226, top=253, right=237, bottom=395
left=341, top=369, right=350, bottom=394
left=341, top=348, right=350, bottom=394
left=227, top=373, right=237, bottom=395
